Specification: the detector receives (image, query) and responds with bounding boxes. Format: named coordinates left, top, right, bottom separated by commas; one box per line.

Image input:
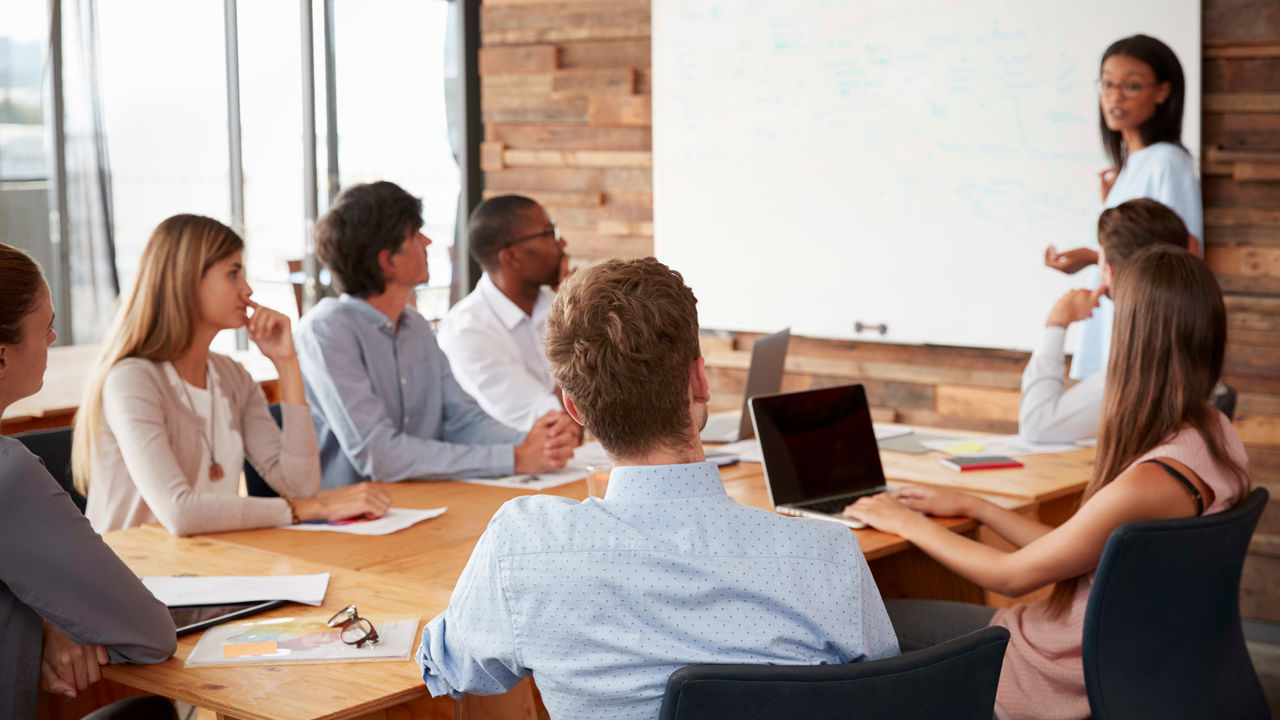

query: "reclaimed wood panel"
left=1204, top=113, right=1280, bottom=150
left=1204, top=0, right=1280, bottom=47
left=488, top=124, right=651, bottom=151
left=481, top=188, right=604, bottom=207
left=481, top=2, right=649, bottom=45
left=935, top=385, right=1022, bottom=423
left=1204, top=58, right=1280, bottom=92
left=558, top=39, right=650, bottom=69
left=502, top=149, right=652, bottom=167
left=478, top=45, right=558, bottom=74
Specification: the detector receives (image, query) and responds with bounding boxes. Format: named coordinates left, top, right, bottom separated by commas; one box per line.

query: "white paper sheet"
left=920, top=434, right=1081, bottom=457
left=460, top=441, right=612, bottom=491
left=143, top=573, right=330, bottom=607
left=279, top=507, right=447, bottom=535
left=715, top=438, right=763, bottom=463
left=873, top=425, right=913, bottom=441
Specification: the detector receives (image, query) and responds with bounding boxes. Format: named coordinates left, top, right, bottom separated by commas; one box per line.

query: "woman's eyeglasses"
left=1095, top=79, right=1156, bottom=98
left=326, top=604, right=380, bottom=648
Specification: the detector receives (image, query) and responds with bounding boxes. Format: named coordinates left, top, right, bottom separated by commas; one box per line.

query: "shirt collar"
left=531, top=286, right=555, bottom=328
left=603, top=462, right=728, bottom=502
left=339, top=293, right=407, bottom=335
left=478, top=273, right=532, bottom=332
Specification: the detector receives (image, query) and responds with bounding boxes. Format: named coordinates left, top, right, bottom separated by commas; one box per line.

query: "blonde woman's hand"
left=246, top=301, right=297, bottom=362
left=41, top=621, right=108, bottom=698
left=292, top=482, right=393, bottom=522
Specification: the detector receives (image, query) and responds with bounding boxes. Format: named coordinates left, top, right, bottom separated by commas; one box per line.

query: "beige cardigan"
left=84, top=353, right=321, bottom=535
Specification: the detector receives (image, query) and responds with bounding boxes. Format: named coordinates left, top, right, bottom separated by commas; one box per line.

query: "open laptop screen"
left=749, top=384, right=886, bottom=506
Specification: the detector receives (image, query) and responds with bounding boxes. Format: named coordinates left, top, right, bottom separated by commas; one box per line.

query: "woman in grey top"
left=0, top=243, right=176, bottom=717
left=72, top=215, right=390, bottom=535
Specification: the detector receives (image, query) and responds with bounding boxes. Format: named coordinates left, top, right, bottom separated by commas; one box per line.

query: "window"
left=332, top=0, right=460, bottom=320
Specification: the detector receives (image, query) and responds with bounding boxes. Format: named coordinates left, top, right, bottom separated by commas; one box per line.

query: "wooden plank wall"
left=477, top=0, right=1280, bottom=621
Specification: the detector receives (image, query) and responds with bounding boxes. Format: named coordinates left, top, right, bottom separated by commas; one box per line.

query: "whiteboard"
left=652, top=0, right=1200, bottom=351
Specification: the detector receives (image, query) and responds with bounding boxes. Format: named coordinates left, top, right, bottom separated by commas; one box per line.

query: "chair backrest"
left=244, top=403, right=284, bottom=498
left=658, top=626, right=1010, bottom=720
left=1212, top=384, right=1239, bottom=421
left=1083, top=487, right=1269, bottom=720
left=14, top=426, right=86, bottom=513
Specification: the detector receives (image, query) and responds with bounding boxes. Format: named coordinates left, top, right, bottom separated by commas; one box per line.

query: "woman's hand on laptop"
left=842, top=493, right=926, bottom=537
left=887, top=486, right=977, bottom=518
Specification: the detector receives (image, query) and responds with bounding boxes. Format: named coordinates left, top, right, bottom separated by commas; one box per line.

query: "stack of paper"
left=142, top=573, right=330, bottom=607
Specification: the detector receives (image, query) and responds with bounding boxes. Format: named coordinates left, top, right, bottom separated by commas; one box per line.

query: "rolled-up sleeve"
left=416, top=510, right=527, bottom=697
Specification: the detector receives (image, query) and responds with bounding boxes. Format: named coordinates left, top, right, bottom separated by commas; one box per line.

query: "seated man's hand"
left=1043, top=245, right=1098, bottom=275
left=514, top=411, right=577, bottom=473
left=41, top=621, right=108, bottom=698
left=1046, top=287, right=1105, bottom=328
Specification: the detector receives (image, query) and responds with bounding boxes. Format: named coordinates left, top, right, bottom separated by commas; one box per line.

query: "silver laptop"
left=700, top=327, right=790, bottom=443
left=749, top=384, right=888, bottom=529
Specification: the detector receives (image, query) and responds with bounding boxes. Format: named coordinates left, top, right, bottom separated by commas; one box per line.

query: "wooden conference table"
left=97, top=437, right=1094, bottom=720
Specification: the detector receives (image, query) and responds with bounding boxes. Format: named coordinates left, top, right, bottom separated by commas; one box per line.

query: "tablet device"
left=170, top=600, right=289, bottom=637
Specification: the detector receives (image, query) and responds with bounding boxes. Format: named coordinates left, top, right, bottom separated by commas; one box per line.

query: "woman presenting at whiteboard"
left=1042, top=34, right=1201, bottom=381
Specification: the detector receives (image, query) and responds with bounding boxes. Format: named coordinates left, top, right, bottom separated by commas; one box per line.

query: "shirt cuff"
left=1035, top=326, right=1068, bottom=358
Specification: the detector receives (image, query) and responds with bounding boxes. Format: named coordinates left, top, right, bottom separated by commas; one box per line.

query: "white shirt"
left=163, top=361, right=243, bottom=492
left=1072, top=142, right=1203, bottom=380
left=1019, top=326, right=1104, bottom=443
left=437, top=274, right=561, bottom=431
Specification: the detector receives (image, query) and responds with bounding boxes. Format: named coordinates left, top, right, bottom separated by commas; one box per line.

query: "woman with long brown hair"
left=75, top=214, right=389, bottom=535
left=845, top=244, right=1249, bottom=719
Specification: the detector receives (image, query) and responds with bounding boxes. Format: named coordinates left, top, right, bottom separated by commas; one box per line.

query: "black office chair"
left=14, top=426, right=86, bottom=513
left=1083, top=487, right=1269, bottom=720
left=658, top=626, right=1010, bottom=720
left=1212, top=383, right=1239, bottom=420
left=243, top=403, right=285, bottom=498
left=82, top=695, right=178, bottom=720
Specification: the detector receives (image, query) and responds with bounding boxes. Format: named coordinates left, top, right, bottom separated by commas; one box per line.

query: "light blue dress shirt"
left=295, top=294, right=526, bottom=488
left=416, top=461, right=899, bottom=720
left=1072, top=141, right=1203, bottom=380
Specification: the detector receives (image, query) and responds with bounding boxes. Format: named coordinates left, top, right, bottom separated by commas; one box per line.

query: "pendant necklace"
left=178, top=361, right=224, bottom=481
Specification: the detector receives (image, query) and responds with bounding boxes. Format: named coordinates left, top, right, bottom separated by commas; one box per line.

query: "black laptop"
left=701, top=327, right=791, bottom=443
left=748, top=384, right=888, bottom=529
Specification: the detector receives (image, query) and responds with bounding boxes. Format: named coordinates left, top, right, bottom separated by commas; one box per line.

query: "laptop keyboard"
left=794, top=490, right=882, bottom=515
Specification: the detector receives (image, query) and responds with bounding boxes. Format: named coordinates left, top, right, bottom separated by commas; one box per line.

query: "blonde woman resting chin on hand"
left=74, top=214, right=390, bottom=536
left=845, top=245, right=1249, bottom=720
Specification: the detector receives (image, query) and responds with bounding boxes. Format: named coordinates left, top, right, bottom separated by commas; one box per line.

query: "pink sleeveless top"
left=989, top=412, right=1249, bottom=720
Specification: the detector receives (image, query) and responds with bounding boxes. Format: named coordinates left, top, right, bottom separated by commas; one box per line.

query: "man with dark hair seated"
left=438, top=195, right=579, bottom=434
left=295, top=181, right=576, bottom=488
left=415, top=257, right=898, bottom=719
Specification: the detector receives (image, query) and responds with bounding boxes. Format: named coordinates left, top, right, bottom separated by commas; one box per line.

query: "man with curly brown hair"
left=416, top=257, right=898, bottom=720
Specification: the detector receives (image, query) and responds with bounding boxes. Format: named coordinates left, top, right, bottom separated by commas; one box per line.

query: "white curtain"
left=45, top=0, right=117, bottom=343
